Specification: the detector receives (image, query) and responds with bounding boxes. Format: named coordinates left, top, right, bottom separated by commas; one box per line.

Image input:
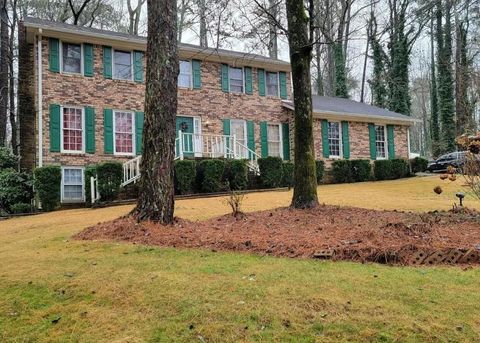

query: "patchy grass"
left=1, top=176, right=480, bottom=342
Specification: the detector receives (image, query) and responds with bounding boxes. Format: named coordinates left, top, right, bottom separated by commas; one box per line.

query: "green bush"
left=331, top=160, right=352, bottom=183
left=175, top=160, right=196, bottom=194
left=197, top=159, right=226, bottom=193
left=0, top=169, right=34, bottom=213
left=391, top=159, right=409, bottom=179
left=374, top=160, right=392, bottom=180
left=34, top=165, right=61, bottom=211
left=226, top=159, right=248, bottom=190
left=96, top=162, right=123, bottom=201
left=281, top=162, right=294, bottom=187
left=315, top=160, right=325, bottom=183
left=10, top=203, right=33, bottom=214
left=258, top=156, right=283, bottom=188
left=410, top=157, right=429, bottom=173
left=84, top=165, right=98, bottom=206
left=0, top=147, right=18, bottom=170
left=350, top=159, right=372, bottom=182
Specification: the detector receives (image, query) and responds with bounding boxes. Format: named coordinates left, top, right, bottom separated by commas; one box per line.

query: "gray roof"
left=283, top=95, right=417, bottom=124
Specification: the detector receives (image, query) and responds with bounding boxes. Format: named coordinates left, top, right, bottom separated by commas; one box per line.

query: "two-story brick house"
left=18, top=18, right=416, bottom=204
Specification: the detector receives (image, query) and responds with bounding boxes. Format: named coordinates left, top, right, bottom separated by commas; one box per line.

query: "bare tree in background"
left=127, top=0, right=146, bottom=35
left=0, top=0, right=8, bottom=147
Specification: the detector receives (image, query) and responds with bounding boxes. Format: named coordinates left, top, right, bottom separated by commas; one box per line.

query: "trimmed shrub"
left=84, top=165, right=98, bottom=206
left=374, top=160, right=392, bottom=180
left=96, top=162, right=123, bottom=201
left=175, top=160, right=196, bottom=194
left=10, top=203, right=33, bottom=214
left=281, top=162, right=294, bottom=187
left=410, top=157, right=429, bottom=173
left=391, top=158, right=409, bottom=179
left=226, top=159, right=248, bottom=190
left=315, top=160, right=325, bottom=183
left=34, top=165, right=61, bottom=211
left=331, top=160, right=352, bottom=183
left=0, top=147, right=18, bottom=170
left=351, top=159, right=372, bottom=182
left=258, top=156, right=283, bottom=188
left=0, top=169, right=34, bottom=213
left=197, top=159, right=226, bottom=193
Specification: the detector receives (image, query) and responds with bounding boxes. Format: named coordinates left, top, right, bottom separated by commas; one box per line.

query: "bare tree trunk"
left=198, top=0, right=207, bottom=47
left=178, top=0, right=186, bottom=41
left=9, top=0, right=17, bottom=154
left=68, top=0, right=92, bottom=25
left=286, top=0, right=319, bottom=209
left=0, top=0, right=8, bottom=146
left=267, top=0, right=278, bottom=59
left=324, top=0, right=334, bottom=96
left=132, top=0, right=178, bottom=224
left=127, top=0, right=145, bottom=35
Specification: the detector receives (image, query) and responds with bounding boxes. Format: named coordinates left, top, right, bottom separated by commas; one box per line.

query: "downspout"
left=37, top=30, right=43, bottom=167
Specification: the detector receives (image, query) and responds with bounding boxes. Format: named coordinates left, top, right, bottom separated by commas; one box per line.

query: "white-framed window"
left=61, top=167, right=84, bottom=203
left=266, top=71, right=279, bottom=97
left=328, top=121, right=342, bottom=158
left=229, top=67, right=244, bottom=93
left=178, top=60, right=192, bottom=88
left=113, top=49, right=133, bottom=80
left=114, top=110, right=135, bottom=155
left=61, top=106, right=84, bottom=153
left=267, top=123, right=283, bottom=158
left=61, top=42, right=82, bottom=74
left=375, top=124, right=387, bottom=159
left=231, top=119, right=247, bottom=157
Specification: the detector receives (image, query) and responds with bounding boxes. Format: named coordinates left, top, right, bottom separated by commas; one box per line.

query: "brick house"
left=18, top=18, right=416, bottom=203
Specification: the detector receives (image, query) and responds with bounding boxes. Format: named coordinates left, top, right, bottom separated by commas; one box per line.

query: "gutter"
left=37, top=31, right=43, bottom=167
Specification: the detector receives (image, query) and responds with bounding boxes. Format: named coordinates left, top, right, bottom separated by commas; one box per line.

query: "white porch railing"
left=122, top=155, right=141, bottom=187
left=90, top=176, right=100, bottom=204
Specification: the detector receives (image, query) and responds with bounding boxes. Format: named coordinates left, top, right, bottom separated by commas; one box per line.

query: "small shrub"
left=96, top=162, right=123, bottom=201
left=0, top=169, right=34, bottom=213
left=391, top=159, right=409, bottom=179
left=175, top=160, right=197, bottom=194
left=331, top=160, right=352, bottom=183
left=351, top=159, right=371, bottom=182
left=10, top=203, right=33, bottom=214
left=226, top=159, right=248, bottom=190
left=198, top=159, right=226, bottom=193
left=410, top=157, right=429, bottom=173
left=226, top=191, right=244, bottom=218
left=34, top=165, right=61, bottom=211
left=315, top=160, right=325, bottom=183
left=258, top=156, right=283, bottom=188
left=281, top=162, right=294, bottom=187
left=0, top=147, right=18, bottom=170
left=374, top=160, right=392, bottom=180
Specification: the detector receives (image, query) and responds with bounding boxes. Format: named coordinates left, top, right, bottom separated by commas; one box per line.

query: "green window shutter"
left=368, top=123, right=377, bottom=160
left=49, top=104, right=61, bottom=152
left=282, top=122, right=290, bottom=160
left=83, top=43, right=94, bottom=77
left=341, top=121, right=350, bottom=159
left=133, top=51, right=144, bottom=82
left=387, top=124, right=395, bottom=159
left=103, top=109, right=114, bottom=154
left=260, top=121, right=268, bottom=157
left=49, top=38, right=59, bottom=73
left=103, top=46, right=112, bottom=79
left=321, top=119, right=329, bottom=158
left=257, top=69, right=266, bottom=96
left=221, top=64, right=229, bottom=92
left=247, top=120, right=255, bottom=158
left=192, top=60, right=202, bottom=89
left=244, top=67, right=253, bottom=94
left=279, top=72, right=288, bottom=99
left=85, top=106, right=95, bottom=153
left=135, top=111, right=144, bottom=155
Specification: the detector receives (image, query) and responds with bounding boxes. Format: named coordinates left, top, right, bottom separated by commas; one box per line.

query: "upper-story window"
left=178, top=60, right=192, bottom=88
left=375, top=125, right=387, bottom=159
left=62, top=42, right=81, bottom=74
left=62, top=106, right=84, bottom=153
left=113, top=50, right=133, bottom=80
left=328, top=121, right=341, bottom=158
left=267, top=123, right=282, bottom=158
left=114, top=110, right=135, bottom=155
left=266, top=72, right=279, bottom=97
left=229, top=67, right=244, bottom=93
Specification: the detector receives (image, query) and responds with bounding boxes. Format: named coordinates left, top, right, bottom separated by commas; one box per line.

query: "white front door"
left=231, top=120, right=247, bottom=158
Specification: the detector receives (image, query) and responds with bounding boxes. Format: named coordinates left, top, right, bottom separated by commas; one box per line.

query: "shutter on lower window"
left=192, top=60, right=202, bottom=89
left=133, top=51, right=144, bottom=82
left=244, top=67, right=253, bottom=94
left=103, top=109, right=113, bottom=154
left=85, top=106, right=95, bottom=153
left=282, top=123, right=290, bottom=160
left=49, top=104, right=61, bottom=152
left=341, top=121, right=350, bottom=159
left=279, top=72, right=287, bottom=99
left=247, top=121, right=255, bottom=158
left=221, top=64, right=229, bottom=92
left=257, top=69, right=266, bottom=96
left=83, top=43, right=94, bottom=77
left=321, top=119, right=329, bottom=158
left=368, top=123, right=377, bottom=160
left=260, top=122, right=268, bottom=157
left=103, top=46, right=112, bottom=79
left=135, top=111, right=144, bottom=155
left=387, top=125, right=395, bottom=159
left=49, top=38, right=59, bottom=73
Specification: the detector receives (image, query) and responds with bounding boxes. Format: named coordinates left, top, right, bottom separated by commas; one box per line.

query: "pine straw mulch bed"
left=75, top=205, right=480, bottom=266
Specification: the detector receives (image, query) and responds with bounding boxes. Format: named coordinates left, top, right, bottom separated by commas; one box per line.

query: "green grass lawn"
left=1, top=176, right=480, bottom=342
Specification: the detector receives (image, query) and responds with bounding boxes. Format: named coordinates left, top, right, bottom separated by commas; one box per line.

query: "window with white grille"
left=62, top=167, right=84, bottom=202
left=267, top=123, right=282, bottom=158
left=328, top=122, right=341, bottom=157
left=62, top=106, right=83, bottom=153
left=114, top=111, right=134, bottom=155
left=375, top=125, right=387, bottom=159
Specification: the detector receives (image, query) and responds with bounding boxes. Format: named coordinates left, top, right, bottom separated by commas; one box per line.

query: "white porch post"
left=178, top=130, right=184, bottom=160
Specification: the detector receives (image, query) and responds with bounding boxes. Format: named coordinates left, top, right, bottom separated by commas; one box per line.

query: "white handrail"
left=90, top=176, right=100, bottom=204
